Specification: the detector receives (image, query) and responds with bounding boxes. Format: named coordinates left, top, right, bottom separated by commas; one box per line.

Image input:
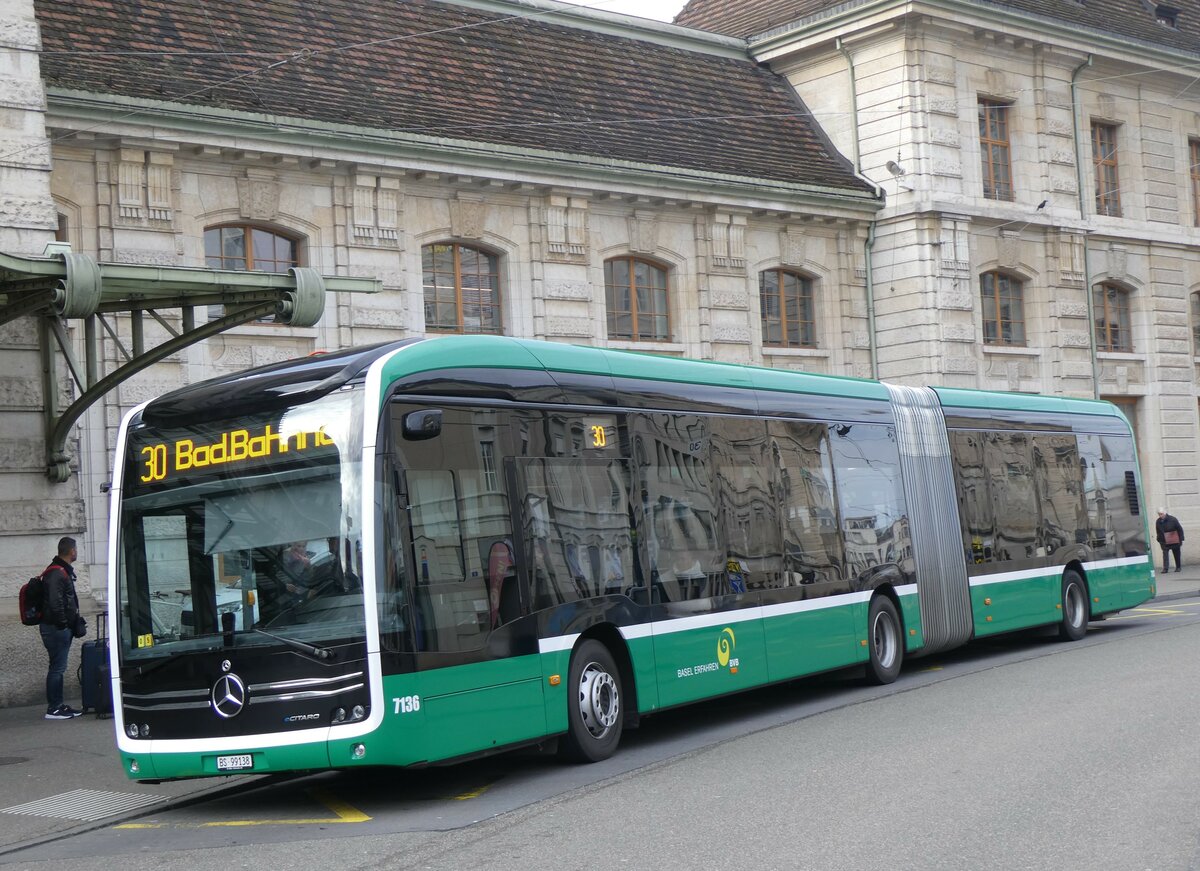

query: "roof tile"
left=36, top=0, right=874, bottom=193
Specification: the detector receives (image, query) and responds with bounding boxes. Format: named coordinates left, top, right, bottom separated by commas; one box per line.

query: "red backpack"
left=19, top=565, right=60, bottom=627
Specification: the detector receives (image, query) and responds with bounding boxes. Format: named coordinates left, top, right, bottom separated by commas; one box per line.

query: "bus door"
left=764, top=420, right=857, bottom=679
left=390, top=403, right=546, bottom=761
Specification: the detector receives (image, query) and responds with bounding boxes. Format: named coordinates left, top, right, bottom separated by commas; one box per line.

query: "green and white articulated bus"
left=108, top=336, right=1155, bottom=780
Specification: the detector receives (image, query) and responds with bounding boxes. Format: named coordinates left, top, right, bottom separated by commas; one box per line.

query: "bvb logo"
left=717, top=627, right=736, bottom=668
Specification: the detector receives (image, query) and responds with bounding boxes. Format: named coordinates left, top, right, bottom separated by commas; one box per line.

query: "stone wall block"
left=0, top=500, right=85, bottom=533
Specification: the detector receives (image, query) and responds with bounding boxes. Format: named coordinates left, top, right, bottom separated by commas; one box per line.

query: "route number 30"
left=392, top=695, right=421, bottom=714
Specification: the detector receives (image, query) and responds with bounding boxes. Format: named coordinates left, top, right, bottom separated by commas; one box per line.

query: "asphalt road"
left=8, top=598, right=1200, bottom=870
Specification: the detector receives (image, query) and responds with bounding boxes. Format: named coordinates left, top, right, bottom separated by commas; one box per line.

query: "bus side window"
left=769, top=421, right=846, bottom=596
left=830, top=424, right=912, bottom=589
left=391, top=405, right=516, bottom=653
left=949, top=431, right=993, bottom=565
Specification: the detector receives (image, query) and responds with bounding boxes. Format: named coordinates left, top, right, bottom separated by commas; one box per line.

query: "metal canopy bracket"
left=0, top=248, right=381, bottom=482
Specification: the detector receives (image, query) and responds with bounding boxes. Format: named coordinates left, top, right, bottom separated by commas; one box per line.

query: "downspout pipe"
left=838, top=36, right=882, bottom=380
left=1071, top=53, right=1100, bottom=399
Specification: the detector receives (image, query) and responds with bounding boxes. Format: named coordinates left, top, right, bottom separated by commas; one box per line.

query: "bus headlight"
left=352, top=705, right=366, bottom=720
left=139, top=724, right=151, bottom=738
left=332, top=707, right=346, bottom=723
left=127, top=724, right=139, bottom=738
left=351, top=743, right=366, bottom=759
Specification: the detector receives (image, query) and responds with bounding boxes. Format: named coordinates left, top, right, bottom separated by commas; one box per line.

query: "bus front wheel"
left=865, top=595, right=903, bottom=685
left=1059, top=571, right=1089, bottom=642
left=561, top=639, right=623, bottom=763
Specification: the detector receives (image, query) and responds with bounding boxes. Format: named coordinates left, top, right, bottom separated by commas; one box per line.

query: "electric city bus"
left=107, top=336, right=1155, bottom=780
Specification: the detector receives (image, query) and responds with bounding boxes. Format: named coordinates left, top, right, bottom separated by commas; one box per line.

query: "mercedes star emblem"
left=211, top=673, right=247, bottom=719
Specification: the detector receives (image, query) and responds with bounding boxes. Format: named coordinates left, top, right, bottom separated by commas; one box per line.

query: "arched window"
left=205, top=224, right=299, bottom=272
left=1093, top=283, right=1132, bottom=352
left=204, top=224, right=301, bottom=322
left=980, top=271, right=1026, bottom=346
left=422, top=243, right=501, bottom=334
left=605, top=257, right=669, bottom=342
left=760, top=268, right=816, bottom=348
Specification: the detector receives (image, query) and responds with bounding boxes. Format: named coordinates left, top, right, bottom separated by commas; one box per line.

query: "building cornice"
left=46, top=88, right=882, bottom=215
left=751, top=0, right=1200, bottom=71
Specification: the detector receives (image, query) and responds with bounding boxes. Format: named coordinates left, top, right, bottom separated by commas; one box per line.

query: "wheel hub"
left=873, top=611, right=897, bottom=668
left=578, top=662, right=619, bottom=738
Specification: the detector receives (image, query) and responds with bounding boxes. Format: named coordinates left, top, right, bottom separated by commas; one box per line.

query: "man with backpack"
left=39, top=537, right=86, bottom=720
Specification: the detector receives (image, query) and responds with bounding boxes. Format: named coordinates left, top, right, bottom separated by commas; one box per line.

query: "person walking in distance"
left=40, top=536, right=86, bottom=719
left=1155, top=508, right=1185, bottom=574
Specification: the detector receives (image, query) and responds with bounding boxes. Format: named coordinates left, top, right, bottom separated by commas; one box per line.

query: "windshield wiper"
left=250, top=627, right=334, bottom=661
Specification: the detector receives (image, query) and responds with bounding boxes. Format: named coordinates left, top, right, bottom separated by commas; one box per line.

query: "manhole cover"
left=0, top=757, right=29, bottom=766
left=1, top=789, right=165, bottom=821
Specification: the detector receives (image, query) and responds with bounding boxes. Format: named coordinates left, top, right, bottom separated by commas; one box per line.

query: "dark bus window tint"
left=829, top=424, right=912, bottom=589
left=518, top=458, right=634, bottom=608
left=1077, top=434, right=1114, bottom=558
left=950, top=431, right=993, bottom=564
left=632, top=413, right=722, bottom=603
left=769, top=421, right=846, bottom=596
left=711, top=417, right=780, bottom=592
left=1100, top=435, right=1147, bottom=557
left=1031, top=434, right=1082, bottom=558
left=391, top=407, right=515, bottom=652
left=985, top=432, right=1038, bottom=563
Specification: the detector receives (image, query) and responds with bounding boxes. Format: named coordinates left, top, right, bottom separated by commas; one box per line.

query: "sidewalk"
left=1148, top=560, right=1200, bottom=601
left=0, top=564, right=1196, bottom=856
left=0, top=702, right=259, bottom=858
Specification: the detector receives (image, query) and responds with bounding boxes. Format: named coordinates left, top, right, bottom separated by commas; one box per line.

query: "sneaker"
left=44, top=705, right=82, bottom=720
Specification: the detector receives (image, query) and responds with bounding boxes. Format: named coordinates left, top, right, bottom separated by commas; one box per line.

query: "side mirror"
left=403, top=409, right=443, bottom=441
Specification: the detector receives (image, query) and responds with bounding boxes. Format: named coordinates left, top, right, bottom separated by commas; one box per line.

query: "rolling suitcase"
left=78, top=611, right=112, bottom=718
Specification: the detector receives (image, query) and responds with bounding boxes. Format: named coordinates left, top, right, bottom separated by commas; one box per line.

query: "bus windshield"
left=116, top=387, right=366, bottom=661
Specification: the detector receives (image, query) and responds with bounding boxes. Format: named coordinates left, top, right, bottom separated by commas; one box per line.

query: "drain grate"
left=1, top=789, right=166, bottom=822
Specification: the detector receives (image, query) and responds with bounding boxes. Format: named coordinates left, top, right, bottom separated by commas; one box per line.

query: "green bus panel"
left=537, top=647, right=573, bottom=736
left=652, top=617, right=768, bottom=709
left=621, top=633, right=661, bottom=713
left=898, top=590, right=925, bottom=652
left=1089, top=561, right=1155, bottom=613
left=760, top=601, right=858, bottom=683
left=412, top=655, right=547, bottom=763
left=970, top=574, right=1060, bottom=637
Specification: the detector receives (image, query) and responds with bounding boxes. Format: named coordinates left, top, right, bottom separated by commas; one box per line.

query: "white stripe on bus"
left=968, top=554, right=1149, bottom=587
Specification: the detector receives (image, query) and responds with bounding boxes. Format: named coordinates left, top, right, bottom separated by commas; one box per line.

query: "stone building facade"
left=0, top=0, right=878, bottom=704
left=677, top=0, right=1200, bottom=522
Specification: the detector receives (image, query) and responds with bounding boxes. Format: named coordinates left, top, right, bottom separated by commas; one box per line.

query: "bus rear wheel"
left=865, top=595, right=903, bottom=685
left=560, top=639, right=623, bottom=763
left=1058, top=571, right=1089, bottom=642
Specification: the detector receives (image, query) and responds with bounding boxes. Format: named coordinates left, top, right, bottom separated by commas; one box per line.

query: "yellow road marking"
left=115, top=787, right=370, bottom=829
left=452, top=783, right=492, bottom=801
left=1109, top=607, right=1199, bottom=621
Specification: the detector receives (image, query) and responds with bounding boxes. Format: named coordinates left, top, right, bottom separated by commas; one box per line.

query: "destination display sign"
left=133, top=423, right=336, bottom=485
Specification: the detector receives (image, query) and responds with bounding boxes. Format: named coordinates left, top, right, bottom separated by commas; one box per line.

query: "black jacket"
left=1155, top=514, right=1185, bottom=546
left=41, top=556, right=79, bottom=630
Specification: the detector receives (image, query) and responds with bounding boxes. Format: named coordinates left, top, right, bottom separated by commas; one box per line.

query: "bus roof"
left=379, top=335, right=892, bottom=403
left=931, top=386, right=1128, bottom=421
left=143, top=334, right=1130, bottom=425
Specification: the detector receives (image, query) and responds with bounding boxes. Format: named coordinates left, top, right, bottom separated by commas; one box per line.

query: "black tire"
left=1058, top=570, right=1089, bottom=642
left=865, top=595, right=903, bottom=685
left=560, top=639, right=623, bottom=763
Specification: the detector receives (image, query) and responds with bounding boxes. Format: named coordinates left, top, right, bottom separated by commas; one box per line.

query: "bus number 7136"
left=393, top=695, right=421, bottom=714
